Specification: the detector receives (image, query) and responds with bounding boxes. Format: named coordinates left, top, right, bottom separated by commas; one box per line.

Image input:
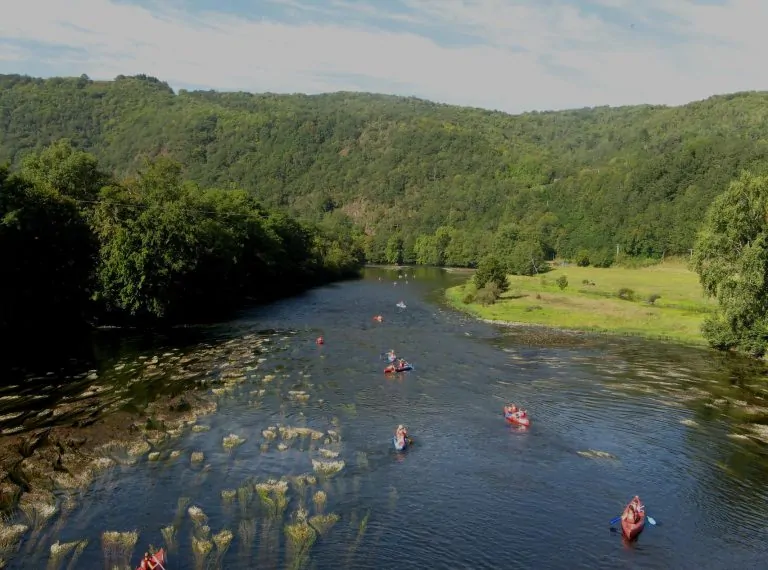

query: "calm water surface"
left=2, top=267, right=768, bottom=569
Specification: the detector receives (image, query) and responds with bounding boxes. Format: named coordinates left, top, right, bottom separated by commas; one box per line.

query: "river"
left=1, top=267, right=767, bottom=569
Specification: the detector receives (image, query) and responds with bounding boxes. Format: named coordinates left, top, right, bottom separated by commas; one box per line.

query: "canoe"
left=504, top=413, right=531, bottom=427
left=384, top=363, right=413, bottom=373
left=136, top=548, right=166, bottom=570
left=620, top=501, right=646, bottom=540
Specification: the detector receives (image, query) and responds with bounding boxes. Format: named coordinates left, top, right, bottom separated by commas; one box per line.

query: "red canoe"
left=505, top=414, right=531, bottom=427
left=620, top=499, right=646, bottom=540
left=136, top=548, right=166, bottom=570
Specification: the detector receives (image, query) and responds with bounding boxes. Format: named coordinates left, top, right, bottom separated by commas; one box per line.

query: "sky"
left=0, top=0, right=766, bottom=113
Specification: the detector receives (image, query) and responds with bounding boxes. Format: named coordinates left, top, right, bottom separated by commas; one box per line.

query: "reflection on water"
left=1, top=266, right=767, bottom=569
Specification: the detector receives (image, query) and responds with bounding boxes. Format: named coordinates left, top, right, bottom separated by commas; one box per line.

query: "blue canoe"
left=393, top=436, right=409, bottom=451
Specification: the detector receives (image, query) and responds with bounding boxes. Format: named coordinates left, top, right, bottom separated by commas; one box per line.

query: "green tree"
left=385, top=235, right=403, bottom=265
left=474, top=254, right=509, bottom=292
left=692, top=172, right=768, bottom=355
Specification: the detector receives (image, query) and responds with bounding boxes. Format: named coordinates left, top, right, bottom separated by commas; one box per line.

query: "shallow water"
left=2, top=267, right=768, bottom=569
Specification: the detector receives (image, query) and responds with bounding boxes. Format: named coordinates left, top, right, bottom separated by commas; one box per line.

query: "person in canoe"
left=386, top=350, right=397, bottom=362
left=395, top=424, right=408, bottom=446
left=503, top=404, right=518, bottom=416
left=138, top=552, right=160, bottom=570
left=396, top=358, right=408, bottom=369
left=622, top=497, right=643, bottom=525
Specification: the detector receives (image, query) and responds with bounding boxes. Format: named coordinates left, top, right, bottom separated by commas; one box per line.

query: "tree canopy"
left=692, top=172, right=768, bottom=356
left=4, top=74, right=768, bottom=268
left=0, top=140, right=363, bottom=332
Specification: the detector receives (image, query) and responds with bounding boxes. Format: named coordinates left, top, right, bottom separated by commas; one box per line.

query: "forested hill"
left=3, top=73, right=768, bottom=267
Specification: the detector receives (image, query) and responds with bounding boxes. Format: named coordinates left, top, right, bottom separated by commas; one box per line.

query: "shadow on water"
left=0, top=266, right=767, bottom=569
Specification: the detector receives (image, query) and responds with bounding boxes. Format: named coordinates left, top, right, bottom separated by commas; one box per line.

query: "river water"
left=2, top=267, right=768, bottom=569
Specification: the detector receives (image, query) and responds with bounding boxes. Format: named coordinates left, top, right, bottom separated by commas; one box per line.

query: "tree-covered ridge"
left=0, top=140, right=363, bottom=332
left=3, top=73, right=768, bottom=266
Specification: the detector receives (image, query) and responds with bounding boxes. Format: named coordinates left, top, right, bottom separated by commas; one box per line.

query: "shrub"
left=617, top=287, right=636, bottom=301
left=525, top=305, right=542, bottom=312
left=575, top=249, right=591, bottom=267
left=647, top=293, right=661, bottom=305
left=556, top=275, right=568, bottom=290
left=474, top=255, right=509, bottom=292
left=462, top=292, right=476, bottom=304
left=475, top=286, right=498, bottom=306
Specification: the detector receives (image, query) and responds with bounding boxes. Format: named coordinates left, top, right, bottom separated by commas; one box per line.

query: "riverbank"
left=445, top=260, right=715, bottom=345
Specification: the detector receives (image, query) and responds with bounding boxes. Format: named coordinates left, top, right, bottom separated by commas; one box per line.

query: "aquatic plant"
left=191, top=536, right=212, bottom=570
left=311, top=459, right=345, bottom=476
left=174, top=497, right=191, bottom=526
left=223, top=433, right=245, bottom=449
left=237, top=484, right=254, bottom=517
left=66, top=539, right=88, bottom=570
left=356, top=451, right=369, bottom=470
left=238, top=519, right=257, bottom=551
left=47, top=540, right=77, bottom=569
left=318, top=448, right=339, bottom=459
left=191, top=424, right=210, bottom=433
left=308, top=513, right=340, bottom=537
left=312, top=491, right=327, bottom=514
left=101, top=530, right=138, bottom=568
left=169, top=450, right=182, bottom=459
left=188, top=505, right=208, bottom=527
left=262, top=427, right=277, bottom=440
left=277, top=443, right=289, bottom=451
left=161, top=525, right=176, bottom=552
left=127, top=440, right=151, bottom=457
left=0, top=521, right=27, bottom=554
left=191, top=451, right=204, bottom=463
left=148, top=452, right=160, bottom=461
left=221, top=489, right=236, bottom=502
left=18, top=491, right=57, bottom=531
left=284, top=509, right=317, bottom=570
left=255, top=479, right=289, bottom=519
left=212, top=528, right=233, bottom=556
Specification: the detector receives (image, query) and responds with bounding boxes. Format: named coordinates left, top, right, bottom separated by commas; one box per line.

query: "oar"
left=610, top=514, right=657, bottom=526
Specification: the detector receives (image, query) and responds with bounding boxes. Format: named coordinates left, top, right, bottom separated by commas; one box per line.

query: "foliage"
left=0, top=141, right=362, bottom=331
left=617, top=288, right=636, bottom=301
left=556, top=275, right=568, bottom=290
left=692, top=172, right=768, bottom=356
left=474, top=255, right=509, bottom=292
left=4, top=74, right=768, bottom=268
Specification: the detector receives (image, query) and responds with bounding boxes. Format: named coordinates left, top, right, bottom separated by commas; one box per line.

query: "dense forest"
left=0, top=140, right=363, bottom=333
left=3, top=74, right=768, bottom=270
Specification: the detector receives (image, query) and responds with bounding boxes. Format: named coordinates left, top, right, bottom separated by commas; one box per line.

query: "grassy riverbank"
left=445, top=260, right=716, bottom=345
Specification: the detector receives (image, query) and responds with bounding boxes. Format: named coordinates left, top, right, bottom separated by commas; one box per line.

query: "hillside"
left=3, top=73, right=768, bottom=266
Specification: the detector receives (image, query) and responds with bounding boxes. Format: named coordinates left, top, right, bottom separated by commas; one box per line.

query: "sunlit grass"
left=255, top=479, right=289, bottom=519
left=311, top=459, right=345, bottom=476
left=187, top=505, right=208, bottom=528
left=308, top=513, right=339, bottom=537
left=312, top=491, right=327, bottom=514
left=222, top=433, right=245, bottom=449
left=446, top=260, right=714, bottom=345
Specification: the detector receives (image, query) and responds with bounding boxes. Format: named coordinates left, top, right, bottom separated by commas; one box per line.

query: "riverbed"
left=1, top=267, right=767, bottom=569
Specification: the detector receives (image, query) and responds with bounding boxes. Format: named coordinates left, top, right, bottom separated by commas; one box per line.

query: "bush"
left=525, top=305, right=542, bottom=312
left=575, top=249, right=591, bottom=267
left=647, top=293, right=661, bottom=305
left=617, top=287, right=636, bottom=301
left=556, top=275, right=568, bottom=290
left=475, top=286, right=498, bottom=306
left=462, top=292, right=476, bottom=304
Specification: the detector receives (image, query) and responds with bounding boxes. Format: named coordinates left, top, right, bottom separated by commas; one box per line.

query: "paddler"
left=139, top=552, right=159, bottom=570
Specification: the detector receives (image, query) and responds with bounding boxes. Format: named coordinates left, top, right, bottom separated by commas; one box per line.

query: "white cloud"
left=0, top=0, right=766, bottom=112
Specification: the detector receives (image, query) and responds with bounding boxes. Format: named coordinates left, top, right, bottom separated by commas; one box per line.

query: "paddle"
left=609, top=514, right=657, bottom=526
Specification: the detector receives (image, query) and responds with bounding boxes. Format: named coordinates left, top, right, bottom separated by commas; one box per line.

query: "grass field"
left=445, top=260, right=716, bottom=345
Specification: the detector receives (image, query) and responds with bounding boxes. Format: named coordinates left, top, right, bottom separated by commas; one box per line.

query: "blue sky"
left=0, top=0, right=764, bottom=112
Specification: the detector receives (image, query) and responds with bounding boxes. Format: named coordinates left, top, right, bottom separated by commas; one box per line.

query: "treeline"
left=0, top=140, right=363, bottom=332
left=4, top=74, right=768, bottom=268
